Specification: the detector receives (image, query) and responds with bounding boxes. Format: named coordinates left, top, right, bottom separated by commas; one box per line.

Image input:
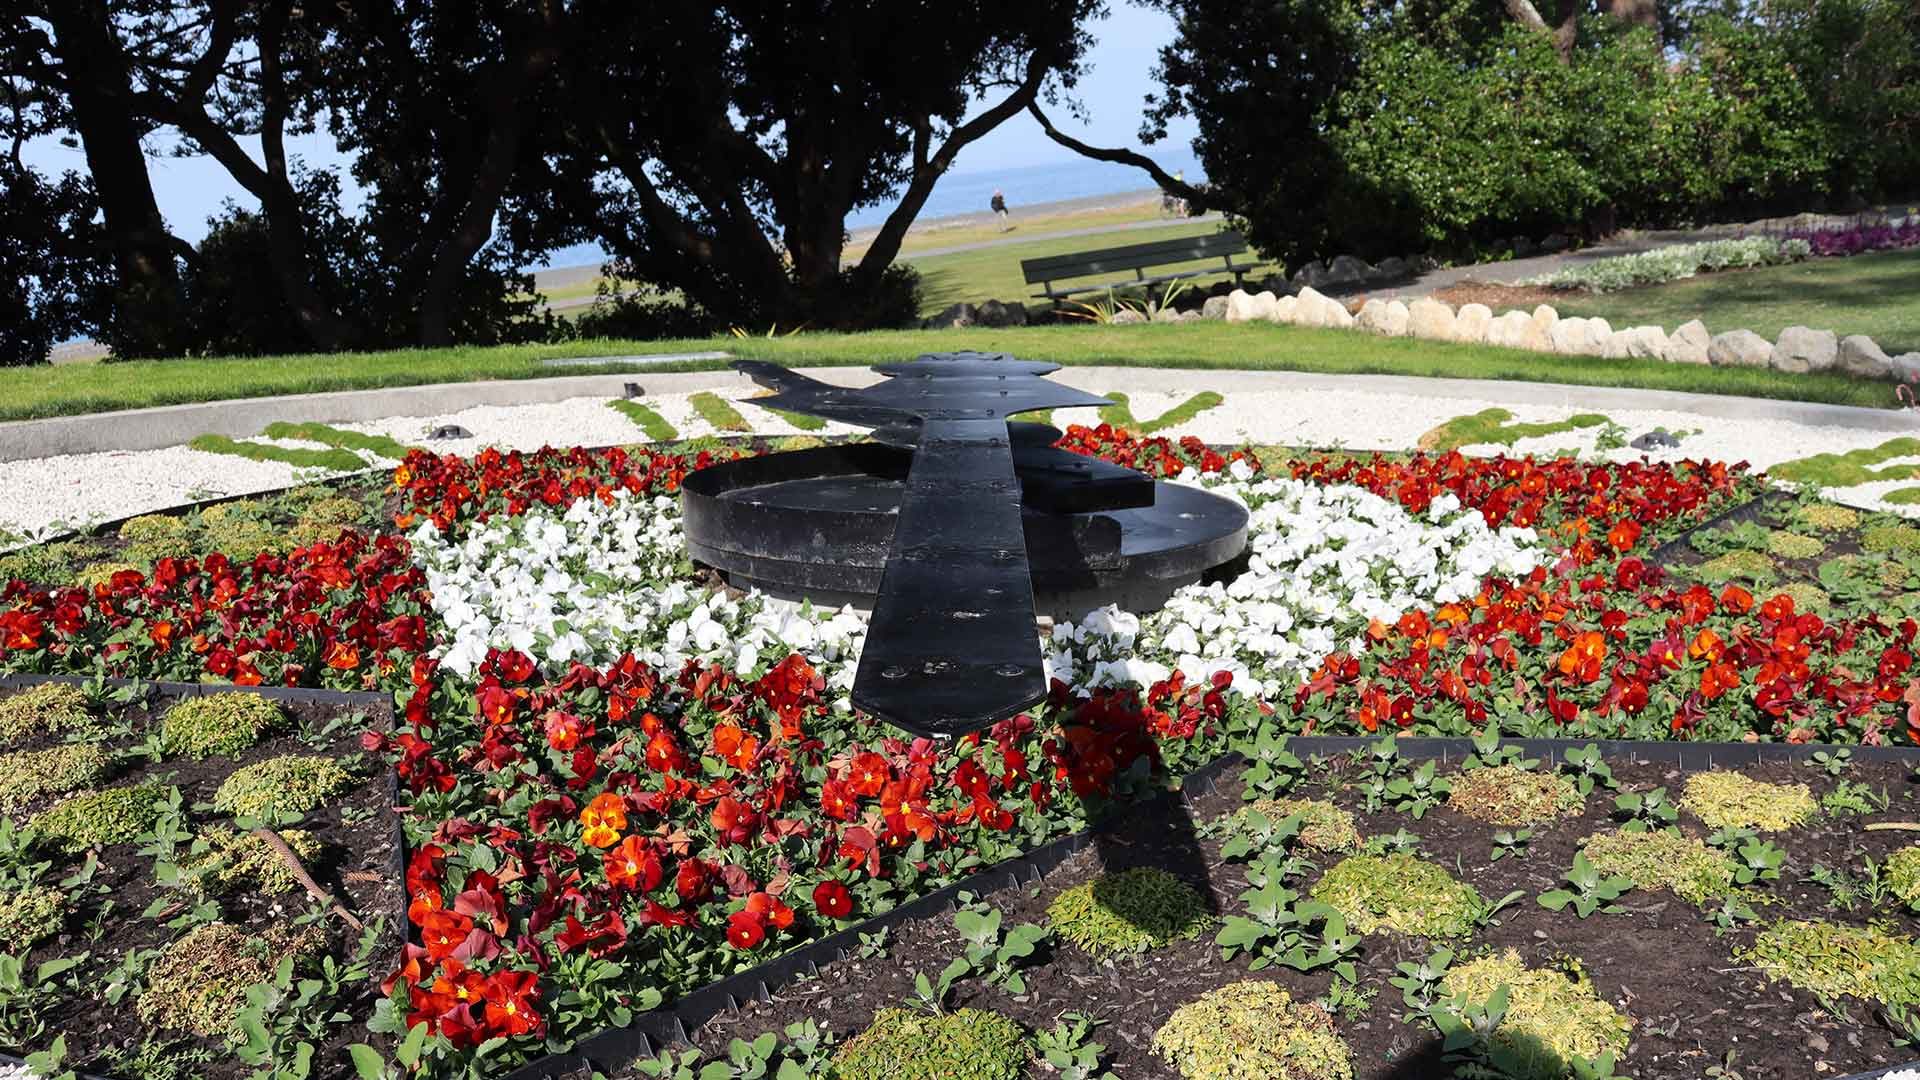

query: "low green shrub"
left=196, top=505, right=284, bottom=560
left=73, top=561, right=143, bottom=591
left=1694, top=550, right=1776, bottom=585
left=1680, top=772, right=1816, bottom=832
left=1240, top=798, right=1361, bottom=853
left=1153, top=981, right=1353, bottom=1080
left=120, top=514, right=196, bottom=564
left=1579, top=829, right=1735, bottom=905
left=177, top=826, right=323, bottom=897
left=831, top=1007, right=1027, bottom=1080
left=1886, top=846, right=1920, bottom=910
left=0, top=541, right=103, bottom=586
left=1863, top=525, right=1920, bottom=555
left=1047, top=866, right=1213, bottom=958
left=0, top=742, right=113, bottom=812
left=1794, top=504, right=1862, bottom=532
left=0, top=885, right=67, bottom=948
left=137, top=922, right=321, bottom=1036
left=1443, top=951, right=1631, bottom=1080
left=213, top=755, right=352, bottom=819
left=1310, top=853, right=1483, bottom=938
left=1743, top=919, right=1920, bottom=1006
left=1527, top=236, right=1805, bottom=292
left=1765, top=531, right=1825, bottom=560
left=1446, top=765, right=1583, bottom=826
left=30, top=784, right=164, bottom=851
left=160, top=694, right=284, bottom=759
left=0, top=683, right=97, bottom=747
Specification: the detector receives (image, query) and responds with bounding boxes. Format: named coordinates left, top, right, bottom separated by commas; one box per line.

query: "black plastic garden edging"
left=496, top=733, right=1920, bottom=1080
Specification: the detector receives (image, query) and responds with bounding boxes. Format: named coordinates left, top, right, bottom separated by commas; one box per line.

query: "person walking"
left=991, top=188, right=1010, bottom=231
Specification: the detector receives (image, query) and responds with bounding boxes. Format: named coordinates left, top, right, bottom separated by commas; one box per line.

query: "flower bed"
left=2, top=426, right=1919, bottom=1078
left=617, top=736, right=1920, bottom=1080
left=0, top=678, right=401, bottom=1080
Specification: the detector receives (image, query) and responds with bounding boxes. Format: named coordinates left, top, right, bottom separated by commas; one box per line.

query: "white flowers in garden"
left=412, top=464, right=1545, bottom=709
left=1047, top=468, right=1545, bottom=698
left=410, top=493, right=866, bottom=698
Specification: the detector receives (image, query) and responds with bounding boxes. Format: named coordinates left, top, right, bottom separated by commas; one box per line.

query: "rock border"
left=1209, top=286, right=1920, bottom=383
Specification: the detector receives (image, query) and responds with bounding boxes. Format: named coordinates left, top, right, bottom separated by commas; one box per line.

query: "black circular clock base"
left=681, top=441, right=1249, bottom=617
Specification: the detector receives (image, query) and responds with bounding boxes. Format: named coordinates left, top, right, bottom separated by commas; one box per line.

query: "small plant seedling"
left=1364, top=828, right=1420, bottom=856
left=1386, top=760, right=1452, bottom=819
left=1809, top=748, right=1853, bottom=777
left=1034, top=1013, right=1114, bottom=1080
left=1389, top=947, right=1455, bottom=1016
left=1560, top=744, right=1618, bottom=794
left=1538, top=852, right=1635, bottom=917
left=1235, top=730, right=1308, bottom=800
left=854, top=927, right=890, bottom=959
left=950, top=906, right=1049, bottom=995
left=1706, top=825, right=1759, bottom=852
left=1730, top=838, right=1786, bottom=885
left=1615, top=787, right=1680, bottom=832
left=1490, top=830, right=1532, bottom=862
left=1218, top=808, right=1303, bottom=862
left=1464, top=730, right=1536, bottom=771
left=1707, top=894, right=1758, bottom=931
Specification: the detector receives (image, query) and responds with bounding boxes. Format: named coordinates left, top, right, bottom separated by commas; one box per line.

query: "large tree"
left=546, top=0, right=1104, bottom=329
left=3, top=1, right=190, bottom=355
left=318, top=0, right=572, bottom=346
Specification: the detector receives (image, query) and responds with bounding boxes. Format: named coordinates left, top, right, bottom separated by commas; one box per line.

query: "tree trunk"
left=42, top=1, right=184, bottom=355
left=415, top=1, right=565, bottom=346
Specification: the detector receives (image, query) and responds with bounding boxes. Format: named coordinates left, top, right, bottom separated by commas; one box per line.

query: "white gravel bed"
left=339, top=393, right=865, bottom=456
left=7, top=378, right=1920, bottom=535
left=0, top=445, right=350, bottom=540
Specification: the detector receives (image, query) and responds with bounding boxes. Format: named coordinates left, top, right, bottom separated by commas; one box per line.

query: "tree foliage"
left=1142, top=0, right=1920, bottom=263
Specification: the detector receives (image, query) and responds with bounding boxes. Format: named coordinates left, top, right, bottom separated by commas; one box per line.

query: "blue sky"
left=22, top=3, right=1195, bottom=246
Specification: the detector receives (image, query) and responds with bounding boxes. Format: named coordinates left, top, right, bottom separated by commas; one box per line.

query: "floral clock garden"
left=4, top=411, right=1920, bottom=1079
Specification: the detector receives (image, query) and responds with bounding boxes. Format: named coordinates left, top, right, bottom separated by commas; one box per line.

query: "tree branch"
left=1500, top=0, right=1578, bottom=59
left=1024, top=101, right=1209, bottom=207
left=852, top=50, right=1050, bottom=285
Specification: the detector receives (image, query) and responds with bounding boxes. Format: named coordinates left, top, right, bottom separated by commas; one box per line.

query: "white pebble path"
left=3, top=381, right=1918, bottom=540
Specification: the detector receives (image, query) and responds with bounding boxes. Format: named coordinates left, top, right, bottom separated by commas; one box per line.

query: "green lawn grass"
left=1554, top=248, right=1920, bottom=354
left=0, top=323, right=1896, bottom=422
left=907, top=219, right=1250, bottom=315
left=530, top=198, right=1184, bottom=306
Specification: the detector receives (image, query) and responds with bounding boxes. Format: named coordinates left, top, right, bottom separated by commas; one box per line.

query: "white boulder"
left=1771, top=326, right=1839, bottom=374
left=1452, top=303, right=1494, bottom=343
left=1664, top=320, right=1711, bottom=365
left=1407, top=298, right=1456, bottom=341
left=1708, top=329, right=1773, bottom=368
left=1838, top=334, right=1895, bottom=379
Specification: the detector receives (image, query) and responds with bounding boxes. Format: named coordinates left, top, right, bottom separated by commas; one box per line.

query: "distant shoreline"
left=533, top=188, right=1168, bottom=290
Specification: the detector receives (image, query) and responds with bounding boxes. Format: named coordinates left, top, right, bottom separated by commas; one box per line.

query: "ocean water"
left=533, top=151, right=1205, bottom=270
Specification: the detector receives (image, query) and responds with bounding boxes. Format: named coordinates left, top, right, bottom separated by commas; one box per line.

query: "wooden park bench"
left=1020, top=230, right=1269, bottom=305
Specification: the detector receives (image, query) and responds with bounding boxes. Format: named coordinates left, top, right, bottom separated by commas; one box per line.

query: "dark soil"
left=636, top=754, right=1920, bottom=1080
left=1430, top=281, right=1587, bottom=312
left=0, top=685, right=403, bottom=1080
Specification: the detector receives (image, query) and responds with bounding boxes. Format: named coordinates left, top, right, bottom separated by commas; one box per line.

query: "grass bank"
left=1554, top=247, right=1920, bottom=354
left=532, top=196, right=1188, bottom=306
left=0, top=323, right=1897, bottom=422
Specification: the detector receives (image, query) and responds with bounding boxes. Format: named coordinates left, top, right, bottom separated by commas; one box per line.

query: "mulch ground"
left=2, top=688, right=403, bottom=1080
left=647, top=754, right=1920, bottom=1080
left=1430, top=281, right=1589, bottom=312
